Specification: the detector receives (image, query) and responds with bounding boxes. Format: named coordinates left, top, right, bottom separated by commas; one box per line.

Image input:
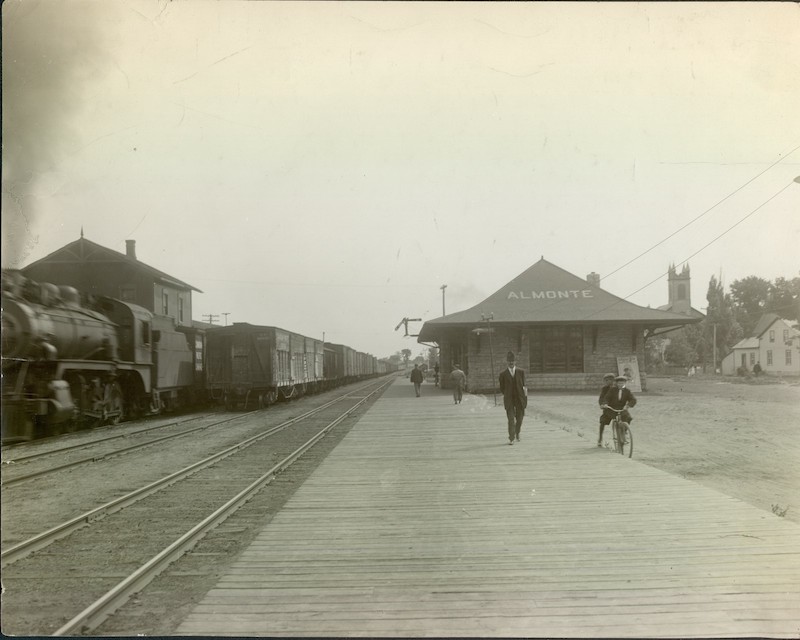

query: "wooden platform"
left=176, top=379, right=800, bottom=637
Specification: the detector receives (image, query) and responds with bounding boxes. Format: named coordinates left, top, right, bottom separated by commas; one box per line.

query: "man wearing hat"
left=602, top=374, right=637, bottom=427
left=450, top=363, right=467, bottom=405
left=499, top=351, right=527, bottom=445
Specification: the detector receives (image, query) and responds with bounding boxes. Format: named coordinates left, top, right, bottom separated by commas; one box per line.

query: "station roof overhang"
left=417, top=258, right=703, bottom=343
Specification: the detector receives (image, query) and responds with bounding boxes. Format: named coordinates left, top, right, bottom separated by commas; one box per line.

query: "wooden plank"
left=175, top=379, right=800, bottom=637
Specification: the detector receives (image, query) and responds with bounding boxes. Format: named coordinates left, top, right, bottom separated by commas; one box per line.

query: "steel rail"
left=1, top=379, right=387, bottom=567
left=52, top=377, right=392, bottom=636
left=2, top=413, right=221, bottom=464
left=2, top=413, right=257, bottom=487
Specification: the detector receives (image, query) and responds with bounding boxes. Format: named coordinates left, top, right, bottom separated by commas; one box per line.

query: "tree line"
left=650, top=274, right=800, bottom=370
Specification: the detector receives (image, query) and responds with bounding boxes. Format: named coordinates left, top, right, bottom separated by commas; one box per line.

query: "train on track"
left=1, top=270, right=397, bottom=443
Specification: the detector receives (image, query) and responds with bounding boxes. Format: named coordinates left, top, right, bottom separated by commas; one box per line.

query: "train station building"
left=418, top=258, right=702, bottom=392
left=19, top=233, right=201, bottom=329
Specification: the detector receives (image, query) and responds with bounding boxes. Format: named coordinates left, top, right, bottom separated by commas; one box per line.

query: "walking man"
left=499, top=351, right=527, bottom=445
left=410, top=364, right=424, bottom=397
left=450, top=363, right=466, bottom=404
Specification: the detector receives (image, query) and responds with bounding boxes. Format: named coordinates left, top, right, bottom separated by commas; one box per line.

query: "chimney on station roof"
left=125, top=239, right=137, bottom=260
left=586, top=272, right=600, bottom=288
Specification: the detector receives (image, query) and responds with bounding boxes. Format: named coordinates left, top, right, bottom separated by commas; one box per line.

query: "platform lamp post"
left=481, top=313, right=497, bottom=406
left=440, top=284, right=447, bottom=316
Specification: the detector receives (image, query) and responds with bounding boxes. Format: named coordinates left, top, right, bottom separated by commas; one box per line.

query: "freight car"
left=204, top=323, right=324, bottom=410
left=1, top=271, right=204, bottom=442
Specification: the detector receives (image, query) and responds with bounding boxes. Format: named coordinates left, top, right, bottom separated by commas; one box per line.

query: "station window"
left=769, top=330, right=775, bottom=343
left=767, top=350, right=773, bottom=365
left=784, top=330, right=790, bottom=343
left=786, top=350, right=792, bottom=366
left=178, top=297, right=184, bottom=323
left=528, top=326, right=583, bottom=373
left=749, top=353, right=755, bottom=366
left=162, top=292, right=169, bottom=315
left=120, top=285, right=136, bottom=302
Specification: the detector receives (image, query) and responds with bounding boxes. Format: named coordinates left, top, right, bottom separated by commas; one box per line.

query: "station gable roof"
left=418, top=258, right=701, bottom=341
left=22, top=236, right=202, bottom=292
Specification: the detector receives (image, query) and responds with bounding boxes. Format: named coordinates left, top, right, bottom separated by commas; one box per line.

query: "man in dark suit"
left=499, top=351, right=527, bottom=445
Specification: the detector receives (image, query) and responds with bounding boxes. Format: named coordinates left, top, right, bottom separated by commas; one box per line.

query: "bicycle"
left=602, top=406, right=633, bottom=458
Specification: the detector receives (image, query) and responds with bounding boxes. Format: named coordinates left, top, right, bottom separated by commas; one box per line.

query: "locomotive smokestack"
left=126, top=240, right=137, bottom=260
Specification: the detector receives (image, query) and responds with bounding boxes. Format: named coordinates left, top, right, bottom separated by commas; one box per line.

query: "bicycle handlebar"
left=602, top=405, right=630, bottom=412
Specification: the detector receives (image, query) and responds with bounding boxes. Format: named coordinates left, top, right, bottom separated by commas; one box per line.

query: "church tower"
left=667, top=263, right=691, bottom=315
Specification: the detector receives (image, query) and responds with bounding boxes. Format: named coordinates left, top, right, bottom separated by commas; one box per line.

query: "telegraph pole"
left=440, top=284, right=447, bottom=316
left=222, top=313, right=231, bottom=326
left=203, top=314, right=219, bottom=325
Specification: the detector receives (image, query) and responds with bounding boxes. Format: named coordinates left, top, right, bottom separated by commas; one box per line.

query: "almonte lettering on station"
left=507, top=289, right=594, bottom=300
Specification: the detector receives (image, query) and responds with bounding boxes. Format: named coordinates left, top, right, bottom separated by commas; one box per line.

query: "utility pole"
left=712, top=323, right=717, bottom=375
left=203, top=314, right=219, bottom=325
left=222, top=313, right=230, bottom=326
left=440, top=284, right=447, bottom=316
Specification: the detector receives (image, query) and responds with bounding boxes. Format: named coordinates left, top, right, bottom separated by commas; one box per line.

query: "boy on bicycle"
left=597, top=373, right=616, bottom=446
left=601, top=375, right=637, bottom=441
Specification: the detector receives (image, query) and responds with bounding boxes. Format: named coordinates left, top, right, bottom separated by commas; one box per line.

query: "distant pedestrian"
left=499, top=351, right=527, bottom=445
left=410, top=364, right=424, bottom=397
left=450, top=363, right=466, bottom=404
left=434, top=362, right=440, bottom=387
left=753, top=362, right=762, bottom=377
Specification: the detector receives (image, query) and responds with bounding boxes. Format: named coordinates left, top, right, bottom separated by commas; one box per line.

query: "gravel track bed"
left=1, top=380, right=388, bottom=636
left=0, top=412, right=241, bottom=487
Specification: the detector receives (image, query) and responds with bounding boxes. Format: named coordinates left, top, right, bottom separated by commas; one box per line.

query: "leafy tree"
left=401, top=348, right=412, bottom=365
left=768, top=276, right=800, bottom=323
left=701, top=275, right=742, bottom=371
left=730, top=276, right=771, bottom=336
left=663, top=330, right=697, bottom=368
left=644, top=336, right=668, bottom=371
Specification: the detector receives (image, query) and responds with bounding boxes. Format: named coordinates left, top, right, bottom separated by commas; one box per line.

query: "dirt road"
left=530, top=375, right=800, bottom=524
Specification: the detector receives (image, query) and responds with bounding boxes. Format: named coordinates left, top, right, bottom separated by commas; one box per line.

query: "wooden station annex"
left=418, top=258, right=701, bottom=392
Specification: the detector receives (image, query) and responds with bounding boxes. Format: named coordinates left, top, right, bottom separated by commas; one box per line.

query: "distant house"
left=721, top=313, right=800, bottom=376
left=19, top=233, right=201, bottom=328
left=417, top=258, right=701, bottom=392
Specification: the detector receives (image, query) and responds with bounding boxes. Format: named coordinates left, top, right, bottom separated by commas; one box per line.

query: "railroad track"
left=1, top=412, right=256, bottom=487
left=1, top=377, right=393, bottom=636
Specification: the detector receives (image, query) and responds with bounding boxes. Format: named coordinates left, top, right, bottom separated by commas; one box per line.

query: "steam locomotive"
left=1, top=270, right=203, bottom=443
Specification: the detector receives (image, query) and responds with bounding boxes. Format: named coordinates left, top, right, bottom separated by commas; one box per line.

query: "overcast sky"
left=2, top=1, right=799, bottom=359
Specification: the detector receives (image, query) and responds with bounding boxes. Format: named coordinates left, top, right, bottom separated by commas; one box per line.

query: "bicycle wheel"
left=618, top=422, right=633, bottom=458
left=611, top=419, right=621, bottom=453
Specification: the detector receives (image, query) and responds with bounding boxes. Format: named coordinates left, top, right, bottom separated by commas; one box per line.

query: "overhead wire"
left=468, top=148, right=800, bottom=323
left=601, top=144, right=800, bottom=283
left=581, top=179, right=797, bottom=321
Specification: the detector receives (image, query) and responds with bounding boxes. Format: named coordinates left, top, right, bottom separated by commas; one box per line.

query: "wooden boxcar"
left=205, top=323, right=323, bottom=409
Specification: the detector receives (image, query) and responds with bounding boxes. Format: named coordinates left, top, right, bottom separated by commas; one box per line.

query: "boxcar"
left=205, top=323, right=322, bottom=409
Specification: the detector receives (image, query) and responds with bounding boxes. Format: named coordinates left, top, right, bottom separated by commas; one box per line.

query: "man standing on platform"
left=450, top=363, right=466, bottom=404
left=409, top=364, right=424, bottom=397
left=499, top=351, right=527, bottom=445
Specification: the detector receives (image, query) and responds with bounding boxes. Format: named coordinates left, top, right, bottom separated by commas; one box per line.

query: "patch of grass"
left=771, top=503, right=789, bottom=517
